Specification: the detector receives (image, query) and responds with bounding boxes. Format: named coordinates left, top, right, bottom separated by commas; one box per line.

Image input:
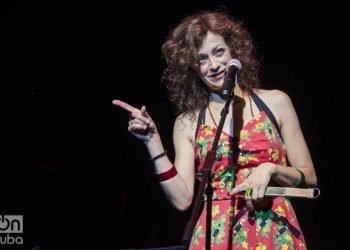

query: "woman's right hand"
left=112, top=100, right=158, bottom=143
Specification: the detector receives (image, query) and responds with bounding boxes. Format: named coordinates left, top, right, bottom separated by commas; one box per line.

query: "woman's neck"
left=209, top=93, right=226, bottom=104
left=209, top=87, right=246, bottom=104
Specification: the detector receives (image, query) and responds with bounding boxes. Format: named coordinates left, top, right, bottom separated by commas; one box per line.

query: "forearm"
left=272, top=164, right=317, bottom=188
left=145, top=136, right=193, bottom=211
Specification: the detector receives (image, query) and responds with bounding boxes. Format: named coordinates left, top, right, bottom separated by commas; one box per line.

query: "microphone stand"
left=182, top=95, right=233, bottom=249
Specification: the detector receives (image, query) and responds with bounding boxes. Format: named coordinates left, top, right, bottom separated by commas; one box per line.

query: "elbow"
left=306, top=172, right=318, bottom=187
left=176, top=204, right=191, bottom=212
left=172, top=197, right=193, bottom=212
left=308, top=176, right=317, bottom=187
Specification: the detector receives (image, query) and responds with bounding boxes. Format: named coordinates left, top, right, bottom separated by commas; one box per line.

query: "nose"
left=208, top=56, right=220, bottom=71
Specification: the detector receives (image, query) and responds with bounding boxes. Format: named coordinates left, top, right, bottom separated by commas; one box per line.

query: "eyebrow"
left=198, top=45, right=223, bottom=56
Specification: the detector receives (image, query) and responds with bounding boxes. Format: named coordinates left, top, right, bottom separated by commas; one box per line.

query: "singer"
left=113, top=10, right=317, bottom=249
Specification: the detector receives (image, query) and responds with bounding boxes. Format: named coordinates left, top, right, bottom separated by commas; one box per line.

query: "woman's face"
left=197, top=31, right=232, bottom=93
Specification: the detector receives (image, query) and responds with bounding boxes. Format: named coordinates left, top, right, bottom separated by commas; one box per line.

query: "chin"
left=203, top=79, right=223, bottom=91
left=210, top=80, right=224, bottom=87
left=209, top=87, right=222, bottom=93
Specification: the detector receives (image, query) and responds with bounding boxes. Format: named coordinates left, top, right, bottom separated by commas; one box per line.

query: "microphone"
left=220, top=59, right=242, bottom=100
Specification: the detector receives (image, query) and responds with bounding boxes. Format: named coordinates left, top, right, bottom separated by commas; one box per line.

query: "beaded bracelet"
left=150, top=150, right=167, bottom=162
left=156, top=165, right=178, bottom=182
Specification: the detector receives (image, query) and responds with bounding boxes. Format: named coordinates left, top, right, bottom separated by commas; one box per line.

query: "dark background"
left=1, top=1, right=348, bottom=249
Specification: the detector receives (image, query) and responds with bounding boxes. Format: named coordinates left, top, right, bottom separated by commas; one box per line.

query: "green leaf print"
left=277, top=197, right=292, bottom=212
left=197, top=138, right=208, bottom=160
left=252, top=117, right=275, bottom=140
left=212, top=214, right=226, bottom=245
left=191, top=225, right=205, bottom=246
left=273, top=228, right=296, bottom=250
left=262, top=119, right=272, bottom=139
left=233, top=222, right=248, bottom=248
left=240, top=130, right=250, bottom=140
left=215, top=165, right=235, bottom=192
left=255, top=210, right=273, bottom=238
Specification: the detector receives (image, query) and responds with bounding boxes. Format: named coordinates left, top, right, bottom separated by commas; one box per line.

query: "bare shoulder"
left=254, top=89, right=293, bottom=109
left=174, top=112, right=197, bottom=131
left=174, top=111, right=199, bottom=145
left=173, top=111, right=198, bottom=142
left=254, top=89, right=296, bottom=126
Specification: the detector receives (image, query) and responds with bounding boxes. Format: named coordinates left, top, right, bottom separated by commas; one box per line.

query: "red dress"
left=190, top=111, right=307, bottom=250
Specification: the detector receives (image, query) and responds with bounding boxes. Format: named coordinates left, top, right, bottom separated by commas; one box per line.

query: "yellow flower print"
left=275, top=206, right=286, bottom=217
left=284, top=200, right=290, bottom=208
left=240, top=129, right=248, bottom=138
left=238, top=155, right=249, bottom=165
left=272, top=150, right=279, bottom=161
left=204, top=127, right=213, bottom=136
left=212, top=205, right=220, bottom=217
left=255, top=123, right=264, bottom=130
left=268, top=148, right=273, bottom=154
left=286, top=234, right=293, bottom=243
left=217, top=167, right=226, bottom=175
left=282, top=244, right=288, bottom=250
left=242, top=241, right=248, bottom=248
left=220, top=134, right=227, bottom=141
left=243, top=231, right=247, bottom=237
left=281, top=157, right=287, bottom=166
left=218, top=183, right=225, bottom=189
left=216, top=232, right=225, bottom=242
left=256, top=243, right=267, bottom=250
left=249, top=156, right=259, bottom=162
left=197, top=136, right=205, bottom=143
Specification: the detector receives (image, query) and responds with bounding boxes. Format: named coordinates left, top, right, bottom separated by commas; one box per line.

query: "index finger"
left=229, top=183, right=246, bottom=195
left=112, top=100, right=138, bottom=113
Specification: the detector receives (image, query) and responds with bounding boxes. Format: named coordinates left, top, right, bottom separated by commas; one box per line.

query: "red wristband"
left=156, top=165, right=178, bottom=182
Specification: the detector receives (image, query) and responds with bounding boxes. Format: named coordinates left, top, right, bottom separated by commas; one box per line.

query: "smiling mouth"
left=208, top=70, right=226, bottom=79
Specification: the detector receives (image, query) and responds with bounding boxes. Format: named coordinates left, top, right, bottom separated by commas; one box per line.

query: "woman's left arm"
left=268, top=89, right=317, bottom=187
left=230, top=90, right=317, bottom=207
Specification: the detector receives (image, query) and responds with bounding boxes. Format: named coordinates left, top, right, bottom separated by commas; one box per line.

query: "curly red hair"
left=162, top=10, right=261, bottom=116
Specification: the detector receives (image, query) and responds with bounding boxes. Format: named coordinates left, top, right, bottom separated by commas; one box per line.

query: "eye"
left=214, top=47, right=225, bottom=56
left=198, top=55, right=208, bottom=64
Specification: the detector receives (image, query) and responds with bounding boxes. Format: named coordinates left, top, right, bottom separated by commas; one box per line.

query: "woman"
left=113, top=10, right=317, bottom=249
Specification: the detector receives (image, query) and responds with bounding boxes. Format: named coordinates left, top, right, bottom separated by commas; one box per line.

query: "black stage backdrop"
left=1, top=1, right=348, bottom=250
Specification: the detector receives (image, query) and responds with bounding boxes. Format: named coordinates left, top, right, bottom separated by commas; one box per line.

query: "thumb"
left=141, top=106, right=150, bottom=118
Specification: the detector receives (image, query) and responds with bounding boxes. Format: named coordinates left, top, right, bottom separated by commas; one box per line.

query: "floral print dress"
left=189, top=111, right=307, bottom=250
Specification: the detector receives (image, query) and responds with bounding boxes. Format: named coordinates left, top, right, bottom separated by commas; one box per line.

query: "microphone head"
left=220, top=59, right=241, bottom=100
left=227, top=59, right=242, bottom=70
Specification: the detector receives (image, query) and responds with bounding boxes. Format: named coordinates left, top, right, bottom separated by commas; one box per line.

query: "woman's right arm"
left=113, top=100, right=196, bottom=211
left=148, top=113, right=196, bottom=211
